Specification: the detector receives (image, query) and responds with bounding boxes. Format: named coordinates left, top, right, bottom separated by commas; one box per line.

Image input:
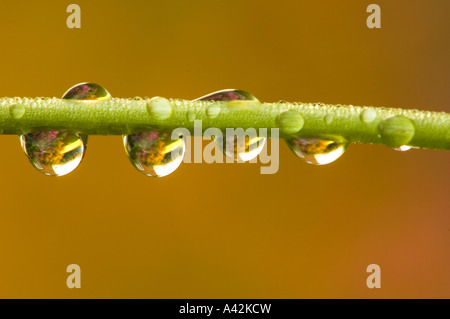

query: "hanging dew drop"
left=196, top=89, right=266, bottom=161
left=19, top=82, right=111, bottom=176
left=215, top=134, right=266, bottom=162
left=20, top=131, right=85, bottom=176
left=394, top=145, right=412, bottom=152
left=285, top=136, right=348, bottom=165
left=62, top=82, right=112, bottom=151
left=123, top=131, right=185, bottom=177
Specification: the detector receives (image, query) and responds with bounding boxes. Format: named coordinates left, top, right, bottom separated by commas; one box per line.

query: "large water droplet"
left=20, top=131, right=85, bottom=176
left=62, top=82, right=111, bottom=152
left=215, top=135, right=266, bottom=162
left=124, top=131, right=185, bottom=177
left=285, top=136, right=348, bottom=165
left=195, top=89, right=259, bottom=102
left=18, top=83, right=109, bottom=176
left=378, top=115, right=415, bottom=148
left=278, top=110, right=304, bottom=135
left=62, top=82, right=111, bottom=101
left=197, top=89, right=266, bottom=161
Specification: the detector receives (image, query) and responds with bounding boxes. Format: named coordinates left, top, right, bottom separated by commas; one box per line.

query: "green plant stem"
left=0, top=97, right=449, bottom=150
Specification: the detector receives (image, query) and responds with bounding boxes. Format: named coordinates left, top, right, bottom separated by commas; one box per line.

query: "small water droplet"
left=62, top=82, right=111, bottom=100
left=206, top=104, right=221, bottom=118
left=278, top=110, right=304, bottom=135
left=10, top=104, right=26, bottom=119
left=123, top=131, right=185, bottom=177
left=378, top=115, right=415, bottom=148
left=360, top=108, right=377, bottom=123
left=197, top=89, right=266, bottom=161
left=324, top=114, right=333, bottom=125
left=20, top=131, right=85, bottom=176
left=285, top=136, right=348, bottom=165
left=394, top=145, right=412, bottom=152
left=187, top=110, right=196, bottom=122
left=146, top=97, right=172, bottom=120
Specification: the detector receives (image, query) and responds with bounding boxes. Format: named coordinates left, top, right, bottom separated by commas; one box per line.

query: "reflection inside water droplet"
left=62, top=82, right=111, bottom=101
left=197, top=89, right=266, bottom=161
left=123, top=131, right=185, bottom=177
left=215, top=135, right=266, bottom=162
left=62, top=82, right=111, bottom=154
left=20, top=131, right=85, bottom=176
left=285, top=136, right=348, bottom=165
left=195, top=89, right=259, bottom=102
left=394, top=145, right=412, bottom=152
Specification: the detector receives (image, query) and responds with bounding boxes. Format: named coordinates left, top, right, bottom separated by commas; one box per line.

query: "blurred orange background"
left=0, top=0, right=448, bottom=298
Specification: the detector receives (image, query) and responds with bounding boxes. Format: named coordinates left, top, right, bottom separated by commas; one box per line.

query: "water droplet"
left=378, top=115, right=415, bottom=148
left=197, top=89, right=266, bottom=161
left=10, top=104, right=26, bottom=119
left=360, top=108, right=377, bottom=124
left=206, top=104, right=221, bottom=118
left=285, top=136, right=348, bottom=165
left=196, top=89, right=259, bottom=102
left=146, top=97, right=172, bottom=120
left=394, top=145, right=412, bottom=152
left=324, top=114, right=333, bottom=125
left=20, top=131, right=85, bottom=176
left=278, top=110, right=304, bottom=135
left=215, top=134, right=266, bottom=162
left=62, top=82, right=111, bottom=100
left=187, top=110, right=196, bottom=122
left=123, top=131, right=185, bottom=177
left=62, top=82, right=111, bottom=149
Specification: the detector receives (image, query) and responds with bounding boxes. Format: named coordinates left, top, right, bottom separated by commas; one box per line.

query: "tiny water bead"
left=285, top=136, right=348, bottom=165
left=20, top=131, right=85, bottom=176
left=123, top=131, right=185, bottom=177
left=378, top=115, right=415, bottom=148
left=197, top=89, right=266, bottom=161
left=62, top=82, right=111, bottom=101
left=62, top=82, right=112, bottom=153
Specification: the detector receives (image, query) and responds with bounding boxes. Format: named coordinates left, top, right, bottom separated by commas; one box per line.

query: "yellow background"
left=0, top=0, right=448, bottom=298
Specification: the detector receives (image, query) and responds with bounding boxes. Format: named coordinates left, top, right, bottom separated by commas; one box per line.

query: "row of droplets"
left=18, top=83, right=414, bottom=177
